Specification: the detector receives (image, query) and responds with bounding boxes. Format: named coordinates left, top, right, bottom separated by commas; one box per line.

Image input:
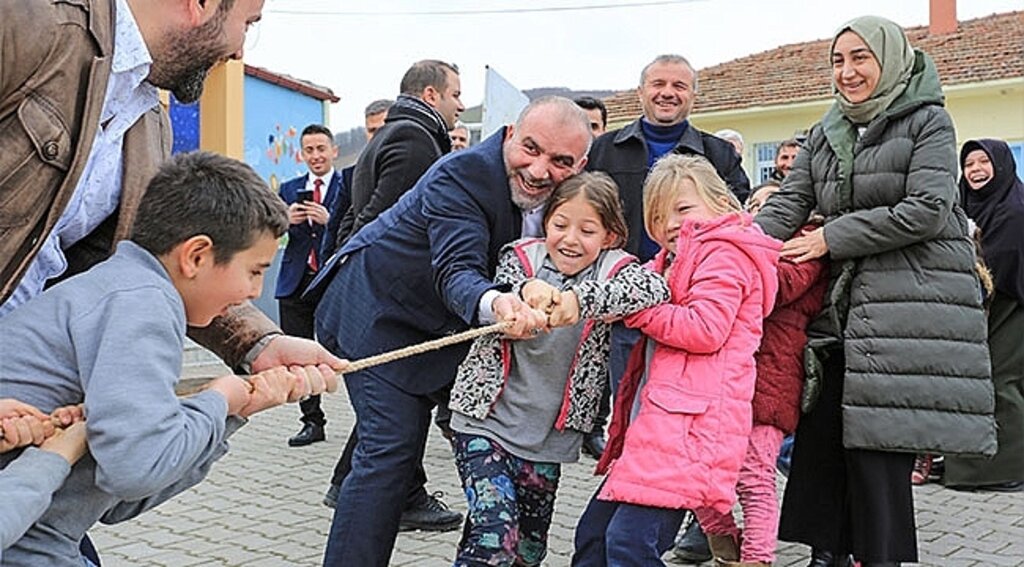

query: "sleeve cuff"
left=477, top=290, right=502, bottom=324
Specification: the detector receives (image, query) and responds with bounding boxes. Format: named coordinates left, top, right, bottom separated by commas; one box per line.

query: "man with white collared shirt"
left=278, top=124, right=342, bottom=447
left=0, top=0, right=340, bottom=365
left=0, top=0, right=342, bottom=561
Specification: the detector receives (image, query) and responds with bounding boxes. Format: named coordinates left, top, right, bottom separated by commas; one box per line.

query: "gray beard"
left=509, top=179, right=548, bottom=211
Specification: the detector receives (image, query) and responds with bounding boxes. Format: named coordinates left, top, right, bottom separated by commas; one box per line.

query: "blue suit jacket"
left=313, top=129, right=522, bottom=394
left=275, top=171, right=342, bottom=298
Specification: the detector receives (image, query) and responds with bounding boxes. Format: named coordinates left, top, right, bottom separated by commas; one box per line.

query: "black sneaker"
left=672, top=517, right=711, bottom=564
left=323, top=483, right=340, bottom=508
left=399, top=491, right=462, bottom=532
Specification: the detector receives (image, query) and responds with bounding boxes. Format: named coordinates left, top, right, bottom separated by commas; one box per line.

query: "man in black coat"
left=334, top=59, right=464, bottom=245
left=588, top=54, right=750, bottom=263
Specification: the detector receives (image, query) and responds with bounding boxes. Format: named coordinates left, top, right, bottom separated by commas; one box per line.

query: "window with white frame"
left=1009, top=142, right=1024, bottom=182
left=753, top=141, right=779, bottom=184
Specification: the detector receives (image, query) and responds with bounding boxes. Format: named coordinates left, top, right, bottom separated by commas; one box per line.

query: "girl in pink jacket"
left=573, top=155, right=780, bottom=567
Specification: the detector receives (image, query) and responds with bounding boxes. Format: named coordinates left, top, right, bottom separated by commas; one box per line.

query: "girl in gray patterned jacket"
left=447, top=172, right=670, bottom=567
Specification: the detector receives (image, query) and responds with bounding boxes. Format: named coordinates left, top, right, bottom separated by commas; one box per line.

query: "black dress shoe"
left=323, top=483, right=340, bottom=508
left=288, top=423, right=325, bottom=447
left=582, top=431, right=607, bottom=459
left=978, top=480, right=1024, bottom=493
left=808, top=549, right=855, bottom=567
left=672, top=519, right=711, bottom=563
left=399, top=491, right=462, bottom=532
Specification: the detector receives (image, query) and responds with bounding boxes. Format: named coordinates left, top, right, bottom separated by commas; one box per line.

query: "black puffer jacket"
left=755, top=52, right=995, bottom=457
left=587, top=119, right=750, bottom=260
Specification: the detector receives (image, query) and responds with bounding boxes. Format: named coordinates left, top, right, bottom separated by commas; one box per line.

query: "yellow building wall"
left=945, top=79, right=1024, bottom=146
left=199, top=60, right=246, bottom=159
left=685, top=78, right=1024, bottom=182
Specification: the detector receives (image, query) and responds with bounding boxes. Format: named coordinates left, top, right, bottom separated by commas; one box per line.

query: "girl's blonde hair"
left=642, top=154, right=742, bottom=237
left=543, top=171, right=628, bottom=248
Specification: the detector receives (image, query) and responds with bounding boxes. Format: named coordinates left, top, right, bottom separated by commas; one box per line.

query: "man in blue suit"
left=313, top=97, right=592, bottom=566
left=275, top=124, right=343, bottom=447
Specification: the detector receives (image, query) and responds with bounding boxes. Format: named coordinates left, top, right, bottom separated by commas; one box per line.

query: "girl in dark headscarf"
left=754, top=15, right=994, bottom=567
left=944, top=139, right=1024, bottom=492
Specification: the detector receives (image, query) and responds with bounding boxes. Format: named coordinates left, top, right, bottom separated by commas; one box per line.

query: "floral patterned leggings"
left=453, top=433, right=561, bottom=567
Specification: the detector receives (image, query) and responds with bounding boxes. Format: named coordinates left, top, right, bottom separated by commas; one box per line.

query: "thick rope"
left=170, top=321, right=512, bottom=397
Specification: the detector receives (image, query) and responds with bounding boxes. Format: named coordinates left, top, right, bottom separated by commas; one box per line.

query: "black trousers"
left=779, top=349, right=918, bottom=563
left=278, top=271, right=325, bottom=427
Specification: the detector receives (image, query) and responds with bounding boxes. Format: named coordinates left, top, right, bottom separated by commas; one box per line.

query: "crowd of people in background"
left=0, top=2, right=1021, bottom=567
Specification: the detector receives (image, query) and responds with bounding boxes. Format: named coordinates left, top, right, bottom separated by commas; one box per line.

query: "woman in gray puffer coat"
left=754, top=15, right=994, bottom=567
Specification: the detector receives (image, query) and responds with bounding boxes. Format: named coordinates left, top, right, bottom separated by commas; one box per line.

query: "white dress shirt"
left=0, top=0, right=159, bottom=318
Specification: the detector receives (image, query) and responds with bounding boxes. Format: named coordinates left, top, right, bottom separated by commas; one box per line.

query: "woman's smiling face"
left=832, top=30, right=881, bottom=104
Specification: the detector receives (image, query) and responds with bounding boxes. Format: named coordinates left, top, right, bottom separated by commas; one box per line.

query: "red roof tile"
left=244, top=64, right=340, bottom=103
left=604, top=11, right=1024, bottom=123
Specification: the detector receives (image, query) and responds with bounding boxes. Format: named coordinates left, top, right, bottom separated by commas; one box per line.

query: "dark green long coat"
left=756, top=54, right=995, bottom=458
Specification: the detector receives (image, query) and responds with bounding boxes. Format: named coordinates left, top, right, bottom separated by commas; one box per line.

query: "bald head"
left=515, top=96, right=592, bottom=149
left=503, top=96, right=593, bottom=211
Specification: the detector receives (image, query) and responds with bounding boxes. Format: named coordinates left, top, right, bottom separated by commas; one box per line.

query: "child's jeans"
left=695, top=424, right=785, bottom=564
left=573, top=485, right=685, bottom=567
left=453, top=433, right=560, bottom=567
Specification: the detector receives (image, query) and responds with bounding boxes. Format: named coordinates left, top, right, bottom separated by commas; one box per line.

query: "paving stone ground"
left=89, top=361, right=1024, bottom=566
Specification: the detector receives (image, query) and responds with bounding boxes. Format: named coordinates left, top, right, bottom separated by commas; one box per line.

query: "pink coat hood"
left=597, top=212, right=781, bottom=513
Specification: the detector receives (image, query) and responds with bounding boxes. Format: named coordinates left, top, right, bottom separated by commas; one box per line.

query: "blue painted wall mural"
left=169, top=95, right=200, bottom=154
left=244, top=76, right=325, bottom=193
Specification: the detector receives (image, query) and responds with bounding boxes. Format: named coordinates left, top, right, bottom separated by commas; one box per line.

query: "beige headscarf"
left=830, top=15, right=915, bottom=124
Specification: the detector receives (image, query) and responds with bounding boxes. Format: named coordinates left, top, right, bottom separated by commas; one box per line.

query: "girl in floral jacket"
left=573, top=155, right=781, bottom=566
left=448, top=172, right=670, bottom=567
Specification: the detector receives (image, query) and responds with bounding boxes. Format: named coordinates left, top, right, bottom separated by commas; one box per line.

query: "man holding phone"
left=276, top=124, right=342, bottom=447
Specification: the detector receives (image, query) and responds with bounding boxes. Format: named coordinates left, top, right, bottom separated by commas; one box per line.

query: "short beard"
left=149, top=9, right=229, bottom=104
left=508, top=177, right=551, bottom=211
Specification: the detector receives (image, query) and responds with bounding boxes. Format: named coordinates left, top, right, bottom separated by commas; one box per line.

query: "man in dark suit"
left=276, top=124, right=343, bottom=447
left=320, top=64, right=467, bottom=532
left=313, top=96, right=593, bottom=567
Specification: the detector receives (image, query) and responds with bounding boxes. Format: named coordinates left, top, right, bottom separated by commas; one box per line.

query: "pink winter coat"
left=597, top=212, right=781, bottom=514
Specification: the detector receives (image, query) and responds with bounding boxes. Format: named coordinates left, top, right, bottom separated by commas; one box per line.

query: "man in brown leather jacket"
left=0, top=0, right=343, bottom=374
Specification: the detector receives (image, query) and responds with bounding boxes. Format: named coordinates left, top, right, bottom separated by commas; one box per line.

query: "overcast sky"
left=244, top=0, right=1021, bottom=131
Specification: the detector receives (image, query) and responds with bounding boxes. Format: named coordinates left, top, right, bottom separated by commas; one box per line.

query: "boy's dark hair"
left=400, top=60, right=459, bottom=96
left=573, top=96, right=607, bottom=128
left=131, top=151, right=288, bottom=264
left=543, top=171, right=628, bottom=248
left=301, top=124, right=334, bottom=141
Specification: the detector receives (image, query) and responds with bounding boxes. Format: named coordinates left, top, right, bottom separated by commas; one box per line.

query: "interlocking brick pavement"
left=88, top=365, right=1024, bottom=566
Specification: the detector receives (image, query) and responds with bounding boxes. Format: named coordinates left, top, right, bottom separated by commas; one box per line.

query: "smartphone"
left=296, top=189, right=315, bottom=204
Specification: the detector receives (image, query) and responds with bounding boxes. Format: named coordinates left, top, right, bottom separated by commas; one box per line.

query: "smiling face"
left=544, top=193, right=615, bottom=276
left=301, top=133, right=337, bottom=177
left=185, top=232, right=278, bottom=326
left=653, top=178, right=717, bottom=251
left=638, top=61, right=697, bottom=126
left=449, top=126, right=470, bottom=151
left=831, top=31, right=881, bottom=104
left=502, top=105, right=590, bottom=211
left=963, top=149, right=995, bottom=191
left=775, top=145, right=799, bottom=177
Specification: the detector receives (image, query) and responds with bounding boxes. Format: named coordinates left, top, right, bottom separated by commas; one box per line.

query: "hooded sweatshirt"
left=597, top=212, right=780, bottom=513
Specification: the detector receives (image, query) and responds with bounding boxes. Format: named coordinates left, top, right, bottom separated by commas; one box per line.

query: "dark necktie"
left=307, top=178, right=323, bottom=271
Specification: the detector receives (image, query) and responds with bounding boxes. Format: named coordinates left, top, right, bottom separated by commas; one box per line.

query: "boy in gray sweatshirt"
left=0, top=152, right=339, bottom=566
